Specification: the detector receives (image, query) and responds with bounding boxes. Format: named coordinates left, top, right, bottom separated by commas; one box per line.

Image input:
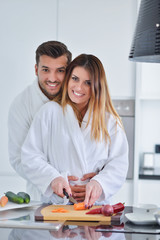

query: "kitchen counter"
left=139, top=168, right=160, bottom=180
left=0, top=205, right=160, bottom=239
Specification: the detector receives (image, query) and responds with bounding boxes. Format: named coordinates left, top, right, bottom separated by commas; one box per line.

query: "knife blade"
left=63, top=189, right=78, bottom=204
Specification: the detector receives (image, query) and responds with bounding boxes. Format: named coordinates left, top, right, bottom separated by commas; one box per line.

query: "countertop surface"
left=0, top=205, right=160, bottom=239
left=139, top=167, right=160, bottom=180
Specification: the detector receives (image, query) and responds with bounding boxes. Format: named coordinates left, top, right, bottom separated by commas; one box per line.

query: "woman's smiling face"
left=68, top=66, right=91, bottom=112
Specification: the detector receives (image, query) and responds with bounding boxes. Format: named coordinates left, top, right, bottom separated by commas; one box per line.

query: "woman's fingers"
left=51, top=176, right=71, bottom=197
left=84, top=180, right=102, bottom=207
left=84, top=185, right=92, bottom=207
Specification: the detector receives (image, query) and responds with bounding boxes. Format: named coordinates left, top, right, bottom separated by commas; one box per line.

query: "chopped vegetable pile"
left=51, top=208, right=69, bottom=213
left=74, top=202, right=87, bottom=210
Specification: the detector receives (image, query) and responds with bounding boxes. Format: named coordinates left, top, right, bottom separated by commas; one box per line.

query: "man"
left=8, top=41, right=94, bottom=201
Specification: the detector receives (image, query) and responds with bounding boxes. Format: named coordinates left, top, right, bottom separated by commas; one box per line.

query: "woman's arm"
left=84, top=126, right=128, bottom=207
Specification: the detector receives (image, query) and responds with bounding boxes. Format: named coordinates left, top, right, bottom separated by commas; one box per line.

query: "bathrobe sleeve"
left=21, top=104, right=62, bottom=197
left=92, top=118, right=129, bottom=203
left=8, top=93, right=33, bottom=179
left=8, top=81, right=48, bottom=180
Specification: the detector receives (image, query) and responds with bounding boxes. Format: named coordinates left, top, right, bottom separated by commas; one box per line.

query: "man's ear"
left=35, top=64, right=38, bottom=76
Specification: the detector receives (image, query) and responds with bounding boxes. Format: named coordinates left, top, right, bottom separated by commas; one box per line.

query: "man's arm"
left=8, top=97, right=31, bottom=179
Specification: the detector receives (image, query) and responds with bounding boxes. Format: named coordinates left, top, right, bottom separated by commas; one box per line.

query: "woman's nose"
left=76, top=81, right=83, bottom=89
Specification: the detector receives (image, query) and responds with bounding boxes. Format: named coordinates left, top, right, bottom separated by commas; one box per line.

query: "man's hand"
left=81, top=172, right=97, bottom=181
left=84, top=180, right=102, bottom=207
left=68, top=172, right=97, bottom=202
left=67, top=175, right=85, bottom=202
left=51, top=176, right=71, bottom=198
left=70, top=185, right=86, bottom=202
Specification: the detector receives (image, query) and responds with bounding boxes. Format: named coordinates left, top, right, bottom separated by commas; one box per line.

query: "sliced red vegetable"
left=86, top=207, right=102, bottom=214
left=112, top=202, right=124, bottom=213
left=95, top=222, right=124, bottom=230
left=86, top=202, right=124, bottom=216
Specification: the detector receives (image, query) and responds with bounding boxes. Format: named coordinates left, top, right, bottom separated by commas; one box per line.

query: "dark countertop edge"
left=139, top=174, right=160, bottom=180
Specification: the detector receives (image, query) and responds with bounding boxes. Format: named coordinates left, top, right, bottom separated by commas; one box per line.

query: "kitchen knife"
left=63, top=189, right=78, bottom=204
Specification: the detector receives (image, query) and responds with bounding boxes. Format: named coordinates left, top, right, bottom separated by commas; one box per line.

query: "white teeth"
left=48, top=83, right=58, bottom=87
left=74, top=91, right=83, bottom=96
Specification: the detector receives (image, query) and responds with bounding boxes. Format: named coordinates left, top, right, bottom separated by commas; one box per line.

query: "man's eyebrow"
left=41, top=65, right=49, bottom=68
left=41, top=65, right=66, bottom=69
left=57, top=66, right=66, bottom=69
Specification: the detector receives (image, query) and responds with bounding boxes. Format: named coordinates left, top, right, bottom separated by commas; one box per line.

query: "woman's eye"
left=85, top=80, right=91, bottom=86
left=72, top=76, right=78, bottom=81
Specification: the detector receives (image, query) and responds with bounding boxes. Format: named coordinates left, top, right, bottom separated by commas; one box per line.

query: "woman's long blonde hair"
left=54, top=54, right=123, bottom=143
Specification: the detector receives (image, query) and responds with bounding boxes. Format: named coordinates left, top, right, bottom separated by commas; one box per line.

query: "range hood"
left=129, top=0, right=160, bottom=63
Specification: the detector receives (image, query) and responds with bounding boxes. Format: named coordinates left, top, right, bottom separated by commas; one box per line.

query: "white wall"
left=0, top=0, right=137, bottom=204
left=0, top=0, right=58, bottom=192
left=58, top=0, right=136, bottom=98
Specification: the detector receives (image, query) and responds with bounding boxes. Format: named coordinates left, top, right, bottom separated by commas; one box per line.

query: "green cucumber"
left=17, top=192, right=30, bottom=204
left=5, top=191, right=24, bottom=204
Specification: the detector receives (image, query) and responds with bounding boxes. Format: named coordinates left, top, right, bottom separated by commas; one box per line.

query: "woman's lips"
left=73, top=90, right=84, bottom=97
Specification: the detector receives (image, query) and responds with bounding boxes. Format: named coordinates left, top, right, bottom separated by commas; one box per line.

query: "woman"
left=21, top=54, right=128, bottom=207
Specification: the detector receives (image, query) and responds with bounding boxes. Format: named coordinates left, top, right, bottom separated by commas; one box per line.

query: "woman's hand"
left=51, top=176, right=71, bottom=198
left=84, top=180, right=102, bottom=207
left=80, top=226, right=102, bottom=240
left=50, top=226, right=71, bottom=239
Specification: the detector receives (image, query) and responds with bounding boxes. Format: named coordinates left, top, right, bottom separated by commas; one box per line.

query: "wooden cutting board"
left=35, top=204, right=123, bottom=222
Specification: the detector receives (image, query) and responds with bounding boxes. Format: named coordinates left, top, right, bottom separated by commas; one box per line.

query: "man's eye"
left=42, top=68, right=48, bottom=72
left=58, top=69, right=65, bottom=73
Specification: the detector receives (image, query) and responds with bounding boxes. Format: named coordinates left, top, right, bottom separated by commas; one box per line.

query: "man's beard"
left=37, top=78, right=61, bottom=100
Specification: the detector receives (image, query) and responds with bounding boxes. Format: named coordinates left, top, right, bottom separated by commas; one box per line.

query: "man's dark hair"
left=36, top=41, right=72, bottom=65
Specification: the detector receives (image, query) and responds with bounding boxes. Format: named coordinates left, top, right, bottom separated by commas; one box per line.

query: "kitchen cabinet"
left=133, top=63, right=160, bottom=205
left=139, top=180, right=160, bottom=205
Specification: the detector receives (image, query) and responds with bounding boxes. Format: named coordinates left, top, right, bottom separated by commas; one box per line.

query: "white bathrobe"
left=8, top=79, right=49, bottom=200
left=21, top=101, right=128, bottom=205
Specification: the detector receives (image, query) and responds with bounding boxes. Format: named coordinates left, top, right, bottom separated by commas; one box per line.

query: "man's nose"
left=49, top=71, right=58, bottom=82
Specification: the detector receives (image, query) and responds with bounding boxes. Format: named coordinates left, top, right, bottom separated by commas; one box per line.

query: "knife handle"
left=63, top=189, right=69, bottom=199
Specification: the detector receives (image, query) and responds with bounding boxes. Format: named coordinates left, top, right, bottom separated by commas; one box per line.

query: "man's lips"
left=46, top=81, right=60, bottom=88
